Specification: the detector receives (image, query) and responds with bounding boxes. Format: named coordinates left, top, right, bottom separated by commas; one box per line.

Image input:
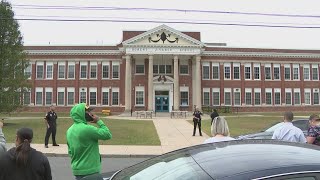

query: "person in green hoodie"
left=67, top=103, right=112, bottom=180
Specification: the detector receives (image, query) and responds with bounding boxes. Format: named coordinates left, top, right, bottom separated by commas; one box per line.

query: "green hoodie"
left=66, top=103, right=112, bottom=176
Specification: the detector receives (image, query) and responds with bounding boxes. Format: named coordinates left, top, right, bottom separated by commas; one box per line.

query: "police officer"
left=44, top=105, right=59, bottom=148
left=193, top=107, right=203, bottom=136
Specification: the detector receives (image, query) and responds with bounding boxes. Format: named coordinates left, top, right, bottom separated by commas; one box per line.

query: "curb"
left=43, top=153, right=157, bottom=158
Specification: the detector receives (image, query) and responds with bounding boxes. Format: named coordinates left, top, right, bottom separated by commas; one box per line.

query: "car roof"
left=189, top=140, right=320, bottom=179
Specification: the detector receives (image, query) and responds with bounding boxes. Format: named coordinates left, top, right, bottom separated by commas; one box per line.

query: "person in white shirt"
left=204, top=116, right=235, bottom=144
left=272, top=111, right=306, bottom=143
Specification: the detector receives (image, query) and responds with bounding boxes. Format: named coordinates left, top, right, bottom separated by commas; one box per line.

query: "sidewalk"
left=7, top=115, right=209, bottom=157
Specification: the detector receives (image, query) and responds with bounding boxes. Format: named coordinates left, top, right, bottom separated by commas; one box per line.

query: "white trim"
left=67, top=87, right=75, bottom=106
left=101, top=87, right=110, bottom=106
left=265, top=88, right=273, bottom=105
left=26, top=49, right=121, bottom=55
left=304, top=88, right=311, bottom=105
left=57, top=87, right=65, bottom=106
left=274, top=88, right=281, bottom=106
left=233, top=88, right=241, bottom=106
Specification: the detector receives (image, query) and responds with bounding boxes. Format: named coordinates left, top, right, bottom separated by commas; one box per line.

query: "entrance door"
left=155, top=91, right=169, bottom=112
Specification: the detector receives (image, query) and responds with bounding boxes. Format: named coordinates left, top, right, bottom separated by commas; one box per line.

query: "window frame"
left=35, top=87, right=43, bottom=106
left=101, top=87, right=110, bottom=106
left=294, top=88, right=301, bottom=105
left=265, top=64, right=272, bottom=80
left=202, top=63, right=210, bottom=80
left=135, top=86, right=145, bottom=106
left=90, top=62, right=97, bottom=79
left=212, top=88, right=220, bottom=106
left=202, top=88, right=210, bottom=106
left=212, top=63, right=219, bottom=79
left=284, top=64, right=291, bottom=80
left=67, top=87, right=75, bottom=106
left=285, top=88, right=292, bottom=105
left=68, top=62, right=75, bottom=79
left=253, top=64, right=260, bottom=80
left=80, top=62, right=87, bottom=79
left=112, top=62, right=120, bottom=79
left=233, top=63, right=240, bottom=80
left=312, top=64, right=319, bottom=80
left=254, top=88, right=261, bottom=106
left=265, top=88, right=272, bottom=105
left=102, top=62, right=110, bottom=79
left=274, top=88, right=281, bottom=106
left=58, top=62, right=65, bottom=79
left=273, top=64, right=280, bottom=80
left=36, top=62, right=44, bottom=79
left=224, top=63, right=231, bottom=80
left=244, top=63, right=251, bottom=80
left=57, top=87, right=65, bottom=106
left=46, top=62, right=53, bottom=79
left=79, top=87, right=87, bottom=104
left=224, top=88, right=232, bottom=106
left=245, top=88, right=252, bottom=105
left=112, top=88, right=120, bottom=106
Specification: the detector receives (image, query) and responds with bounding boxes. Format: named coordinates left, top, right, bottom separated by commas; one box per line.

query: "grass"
left=2, top=118, right=161, bottom=146
left=190, top=116, right=282, bottom=137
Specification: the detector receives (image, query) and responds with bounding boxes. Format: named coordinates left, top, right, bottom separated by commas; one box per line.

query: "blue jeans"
left=75, top=173, right=103, bottom=180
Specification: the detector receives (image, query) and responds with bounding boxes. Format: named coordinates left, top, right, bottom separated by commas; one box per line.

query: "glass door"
left=155, top=95, right=169, bottom=112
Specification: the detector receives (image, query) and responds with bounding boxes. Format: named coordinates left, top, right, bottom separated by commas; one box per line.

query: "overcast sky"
left=7, top=0, right=320, bottom=49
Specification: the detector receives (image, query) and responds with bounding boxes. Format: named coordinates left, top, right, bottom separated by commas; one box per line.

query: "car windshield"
left=111, top=149, right=212, bottom=180
left=264, top=122, right=284, bottom=132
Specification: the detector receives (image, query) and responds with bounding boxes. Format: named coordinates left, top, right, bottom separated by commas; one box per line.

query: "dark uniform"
left=44, top=110, right=58, bottom=147
left=193, top=110, right=203, bottom=136
left=210, top=110, right=219, bottom=125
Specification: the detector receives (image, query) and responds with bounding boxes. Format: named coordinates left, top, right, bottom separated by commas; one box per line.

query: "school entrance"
left=155, top=91, right=169, bottom=112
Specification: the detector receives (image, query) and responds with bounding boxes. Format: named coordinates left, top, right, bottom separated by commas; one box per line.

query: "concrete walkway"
left=6, top=115, right=210, bottom=157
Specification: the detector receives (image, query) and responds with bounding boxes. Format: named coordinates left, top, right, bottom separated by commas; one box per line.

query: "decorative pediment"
left=153, top=75, right=174, bottom=83
left=122, top=25, right=205, bottom=47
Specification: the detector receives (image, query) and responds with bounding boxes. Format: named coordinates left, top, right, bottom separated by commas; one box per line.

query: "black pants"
left=193, top=120, right=202, bottom=136
left=45, top=124, right=57, bottom=145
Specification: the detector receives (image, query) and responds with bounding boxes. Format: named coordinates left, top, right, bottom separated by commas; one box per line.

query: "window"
left=254, top=64, right=260, bottom=80
left=312, top=64, right=318, bottom=80
left=45, top=88, right=52, bottom=105
left=224, top=63, right=231, bottom=79
left=212, top=88, right=220, bottom=106
left=284, top=64, right=291, bottom=80
left=285, top=89, right=292, bottom=105
left=294, top=88, right=301, bottom=105
left=224, top=88, right=231, bottom=106
left=57, top=87, right=65, bottom=106
left=80, top=62, right=87, bottom=79
left=265, top=64, right=272, bottom=80
left=313, top=89, right=319, bottom=105
left=233, top=63, right=240, bottom=80
left=135, top=60, right=145, bottom=74
left=35, top=87, right=43, bottom=105
left=67, top=88, right=75, bottom=105
left=153, top=64, right=158, bottom=74
left=135, top=86, right=144, bottom=106
left=212, top=63, right=219, bottom=79
left=254, top=88, right=261, bottom=105
left=305, top=89, right=311, bottom=105
left=166, top=65, right=172, bottom=74
left=273, top=64, right=280, bottom=80
left=180, top=87, right=189, bottom=106
left=36, top=63, right=44, bottom=79
left=46, top=63, right=53, bottom=79
left=203, top=88, right=210, bottom=106
left=102, top=62, right=110, bottom=79
left=90, top=63, right=97, bottom=79
left=304, top=64, right=310, bottom=80
left=245, top=64, right=251, bottom=80
left=180, top=65, right=188, bottom=75
left=234, top=88, right=241, bottom=106
left=89, top=88, right=97, bottom=106
left=23, top=91, right=31, bottom=105
left=79, top=88, right=87, bottom=103
left=24, top=64, right=32, bottom=79
left=68, top=62, right=75, bottom=79
left=202, top=63, right=210, bottom=79
left=112, top=62, right=120, bottom=79
left=245, top=88, right=252, bottom=105
left=112, top=88, right=119, bottom=105
left=102, top=88, right=109, bottom=105
left=265, top=88, right=272, bottom=105
left=274, top=88, right=281, bottom=105
left=58, top=62, right=65, bottom=79
left=293, top=64, right=300, bottom=80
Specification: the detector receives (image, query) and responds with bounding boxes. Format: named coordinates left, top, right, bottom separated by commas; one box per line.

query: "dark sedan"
left=100, top=140, right=320, bottom=180
left=236, top=119, right=309, bottom=140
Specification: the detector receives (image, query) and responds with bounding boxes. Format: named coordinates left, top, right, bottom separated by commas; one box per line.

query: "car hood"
left=236, top=131, right=273, bottom=140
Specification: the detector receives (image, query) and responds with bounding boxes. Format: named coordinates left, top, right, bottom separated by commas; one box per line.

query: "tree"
left=0, top=1, right=30, bottom=113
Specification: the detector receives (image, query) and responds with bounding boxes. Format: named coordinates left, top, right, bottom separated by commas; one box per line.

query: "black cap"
left=85, top=105, right=94, bottom=112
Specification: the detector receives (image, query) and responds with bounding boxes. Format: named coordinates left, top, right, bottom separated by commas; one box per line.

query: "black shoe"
left=192, top=135, right=195, bottom=136
left=45, top=145, right=49, bottom=148
left=53, top=144, right=59, bottom=146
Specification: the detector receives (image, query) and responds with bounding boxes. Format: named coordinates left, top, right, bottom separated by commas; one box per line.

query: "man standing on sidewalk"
left=67, top=103, right=112, bottom=180
left=0, top=121, right=6, bottom=156
left=44, top=105, right=59, bottom=148
left=272, top=111, right=306, bottom=143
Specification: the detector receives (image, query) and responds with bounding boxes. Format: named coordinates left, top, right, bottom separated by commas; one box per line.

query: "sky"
left=6, top=0, right=320, bottom=49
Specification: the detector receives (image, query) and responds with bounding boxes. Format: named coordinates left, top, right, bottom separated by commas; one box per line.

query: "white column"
left=195, top=55, right=202, bottom=110
left=148, top=55, right=154, bottom=111
left=173, top=55, right=180, bottom=110
left=125, top=55, right=132, bottom=111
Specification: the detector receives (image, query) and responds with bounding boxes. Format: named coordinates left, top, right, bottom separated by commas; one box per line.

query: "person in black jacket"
left=0, top=127, right=52, bottom=180
left=210, top=109, right=219, bottom=125
left=44, top=105, right=59, bottom=148
left=193, top=108, right=203, bottom=136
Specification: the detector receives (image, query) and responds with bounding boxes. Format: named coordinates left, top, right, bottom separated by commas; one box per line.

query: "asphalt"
left=5, top=113, right=210, bottom=157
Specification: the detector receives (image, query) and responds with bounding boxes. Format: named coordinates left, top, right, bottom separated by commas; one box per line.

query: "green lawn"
left=2, top=118, right=160, bottom=145
left=191, top=116, right=282, bottom=137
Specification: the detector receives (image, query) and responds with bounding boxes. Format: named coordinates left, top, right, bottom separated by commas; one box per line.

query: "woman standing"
left=204, top=117, right=235, bottom=143
left=193, top=108, right=203, bottom=136
left=0, top=127, right=52, bottom=180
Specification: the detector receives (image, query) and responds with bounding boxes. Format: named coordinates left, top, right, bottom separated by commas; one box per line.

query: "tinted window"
left=111, top=151, right=211, bottom=180
left=265, top=122, right=284, bottom=132
left=292, top=120, right=309, bottom=131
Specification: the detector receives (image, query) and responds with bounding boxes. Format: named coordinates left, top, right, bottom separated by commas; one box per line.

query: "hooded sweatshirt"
left=67, top=103, right=112, bottom=176
left=0, top=128, right=6, bottom=156
left=0, top=147, right=52, bottom=180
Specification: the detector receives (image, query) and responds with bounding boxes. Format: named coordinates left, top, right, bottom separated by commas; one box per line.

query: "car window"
left=292, top=120, right=309, bottom=131
left=111, top=151, right=212, bottom=180
left=265, top=122, right=284, bottom=132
